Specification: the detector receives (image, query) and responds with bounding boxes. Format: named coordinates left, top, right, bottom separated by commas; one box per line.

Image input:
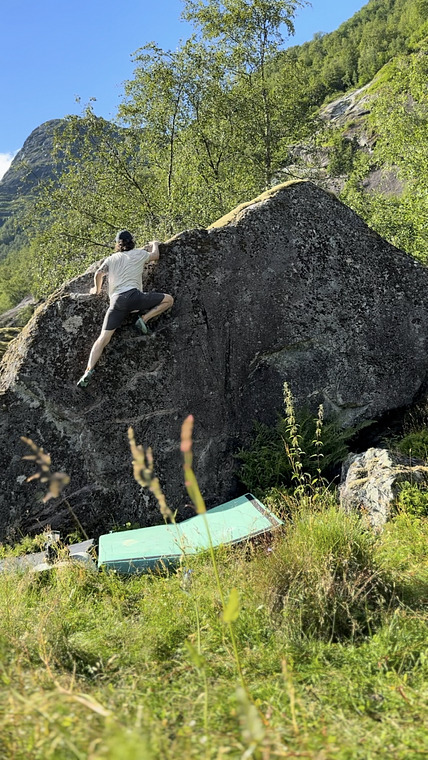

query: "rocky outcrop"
left=1, top=180, right=428, bottom=539
left=0, top=120, right=63, bottom=225
left=340, top=448, right=428, bottom=528
left=320, top=82, right=374, bottom=133
left=0, top=297, right=38, bottom=328
left=285, top=78, right=404, bottom=198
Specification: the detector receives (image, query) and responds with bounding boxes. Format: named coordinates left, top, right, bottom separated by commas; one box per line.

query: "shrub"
left=0, top=532, right=46, bottom=559
left=327, top=134, right=357, bottom=177
left=260, top=506, right=391, bottom=641
left=236, top=389, right=361, bottom=497
left=395, top=427, right=428, bottom=461
left=396, top=481, right=428, bottom=517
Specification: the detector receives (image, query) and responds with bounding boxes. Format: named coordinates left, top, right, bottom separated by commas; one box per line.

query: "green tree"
left=181, top=0, right=305, bottom=187
left=21, top=110, right=167, bottom=296
left=119, top=39, right=252, bottom=225
left=18, top=0, right=428, bottom=305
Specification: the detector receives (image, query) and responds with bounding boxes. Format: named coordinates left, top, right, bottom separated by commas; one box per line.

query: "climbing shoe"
left=135, top=317, right=151, bottom=335
left=77, top=369, right=95, bottom=388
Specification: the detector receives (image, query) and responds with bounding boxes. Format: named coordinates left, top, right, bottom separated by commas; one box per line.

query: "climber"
left=77, top=230, right=173, bottom=388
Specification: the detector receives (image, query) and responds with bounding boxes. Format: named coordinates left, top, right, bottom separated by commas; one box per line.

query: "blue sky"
left=1, top=0, right=369, bottom=179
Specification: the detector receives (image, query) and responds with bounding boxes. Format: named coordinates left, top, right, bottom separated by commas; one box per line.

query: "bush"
left=395, top=427, right=428, bottom=461
left=260, top=506, right=391, bottom=641
left=327, top=134, right=357, bottom=177
left=396, top=481, right=428, bottom=517
left=236, top=400, right=361, bottom=497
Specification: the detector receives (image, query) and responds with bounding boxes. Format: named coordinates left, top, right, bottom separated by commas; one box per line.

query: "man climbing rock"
left=77, top=230, right=173, bottom=388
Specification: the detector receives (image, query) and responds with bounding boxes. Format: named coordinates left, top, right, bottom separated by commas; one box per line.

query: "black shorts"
left=102, top=288, right=165, bottom=331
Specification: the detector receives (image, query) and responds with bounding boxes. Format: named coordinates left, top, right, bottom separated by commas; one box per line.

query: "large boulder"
left=1, top=180, right=428, bottom=539
left=340, top=448, right=428, bottom=528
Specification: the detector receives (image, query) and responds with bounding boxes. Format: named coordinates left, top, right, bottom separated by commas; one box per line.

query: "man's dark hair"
left=115, top=229, right=135, bottom=251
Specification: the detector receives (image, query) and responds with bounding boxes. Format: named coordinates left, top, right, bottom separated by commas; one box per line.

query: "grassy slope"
left=1, top=504, right=427, bottom=759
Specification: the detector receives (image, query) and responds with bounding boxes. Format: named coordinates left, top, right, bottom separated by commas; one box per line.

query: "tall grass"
left=129, top=416, right=258, bottom=726
left=260, top=506, right=390, bottom=641
left=0, top=503, right=427, bottom=759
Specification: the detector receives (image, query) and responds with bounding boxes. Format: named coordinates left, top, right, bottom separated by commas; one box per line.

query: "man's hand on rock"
left=144, top=240, right=160, bottom=253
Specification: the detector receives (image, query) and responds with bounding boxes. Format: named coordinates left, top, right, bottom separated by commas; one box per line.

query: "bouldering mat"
left=98, top=493, right=282, bottom=574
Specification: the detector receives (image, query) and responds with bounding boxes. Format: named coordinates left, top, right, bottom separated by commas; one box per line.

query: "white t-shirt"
left=100, top=248, right=151, bottom=298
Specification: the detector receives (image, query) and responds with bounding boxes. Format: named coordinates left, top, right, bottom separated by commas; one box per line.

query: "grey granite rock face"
left=1, top=180, right=428, bottom=539
left=0, top=120, right=63, bottom=225
left=340, top=448, right=428, bottom=528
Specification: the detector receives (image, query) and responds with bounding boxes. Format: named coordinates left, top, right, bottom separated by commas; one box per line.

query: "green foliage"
left=0, top=532, right=46, bottom=559
left=0, top=235, right=34, bottom=312
left=395, top=426, right=428, bottom=460
left=396, top=481, right=428, bottom=517
left=23, top=111, right=157, bottom=297
left=327, top=134, right=358, bottom=177
left=181, top=0, right=306, bottom=186
left=341, top=45, right=428, bottom=261
left=3, top=0, right=428, bottom=307
left=0, top=327, right=20, bottom=359
left=375, top=511, right=428, bottom=603
left=261, top=506, right=391, bottom=641
left=236, top=403, right=357, bottom=497
left=9, top=0, right=317, bottom=300
left=281, top=0, right=428, bottom=103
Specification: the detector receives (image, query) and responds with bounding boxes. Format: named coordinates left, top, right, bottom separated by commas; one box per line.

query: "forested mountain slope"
left=0, top=0, right=426, bottom=316
left=282, top=0, right=428, bottom=99
left=279, top=0, right=428, bottom=261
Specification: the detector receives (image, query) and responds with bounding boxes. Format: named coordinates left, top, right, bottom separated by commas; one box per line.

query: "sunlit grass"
left=0, top=504, right=427, bottom=759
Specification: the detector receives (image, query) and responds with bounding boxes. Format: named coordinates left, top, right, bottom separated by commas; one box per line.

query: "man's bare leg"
left=142, top=294, right=174, bottom=325
left=135, top=294, right=174, bottom=335
left=77, top=329, right=115, bottom=387
left=87, top=329, right=116, bottom=370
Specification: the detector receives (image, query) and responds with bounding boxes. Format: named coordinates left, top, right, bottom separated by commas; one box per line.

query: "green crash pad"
left=98, top=493, right=282, bottom=574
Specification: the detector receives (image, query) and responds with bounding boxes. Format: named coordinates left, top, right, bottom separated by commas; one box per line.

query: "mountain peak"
left=0, top=119, right=64, bottom=225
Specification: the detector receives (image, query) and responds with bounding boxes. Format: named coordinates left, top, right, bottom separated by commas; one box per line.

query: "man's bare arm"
left=90, top=269, right=106, bottom=295
left=146, top=241, right=160, bottom=262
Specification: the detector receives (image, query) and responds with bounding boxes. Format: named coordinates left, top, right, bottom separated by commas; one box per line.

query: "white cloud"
left=0, top=152, right=17, bottom=181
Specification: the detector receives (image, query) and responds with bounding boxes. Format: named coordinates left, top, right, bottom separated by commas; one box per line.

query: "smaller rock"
left=0, top=296, right=38, bottom=328
left=339, top=447, right=428, bottom=529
